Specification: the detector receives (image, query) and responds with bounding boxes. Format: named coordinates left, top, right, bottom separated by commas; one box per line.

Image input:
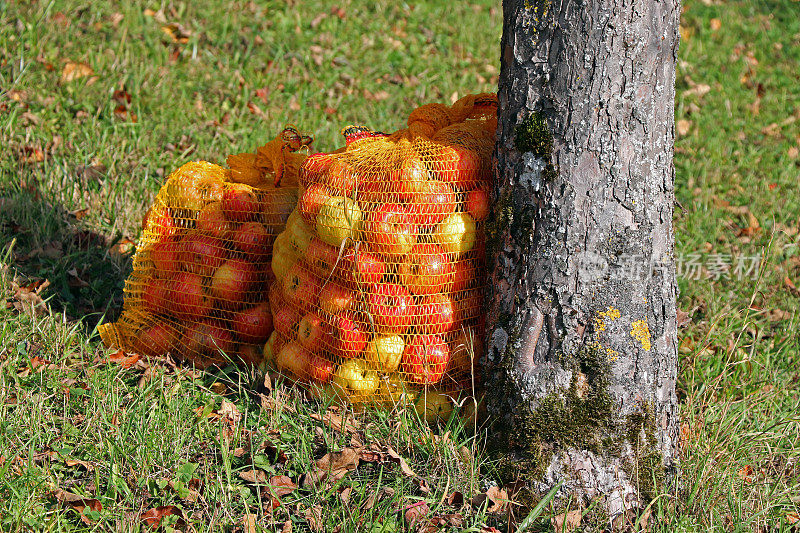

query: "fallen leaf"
left=304, top=447, right=361, bottom=487
left=281, top=520, right=293, bottom=533
left=784, top=276, right=800, bottom=297
left=109, top=350, right=140, bottom=369
left=219, top=399, right=242, bottom=424
left=710, top=18, right=721, bottom=31
left=677, top=119, right=692, bottom=136
left=386, top=446, right=417, bottom=478
left=140, top=505, right=183, bottom=528
left=161, top=22, right=191, bottom=43
left=64, top=458, right=94, bottom=470
left=53, top=489, right=102, bottom=525
left=788, top=146, right=799, bottom=159
left=61, top=61, right=94, bottom=83
left=310, top=410, right=360, bottom=434
left=472, top=485, right=509, bottom=514
left=239, top=468, right=269, bottom=484
left=113, top=104, right=137, bottom=122
left=303, top=505, right=324, bottom=532
left=404, top=501, right=430, bottom=527
left=553, top=509, right=582, bottom=533
left=737, top=464, right=755, bottom=483
left=247, top=101, right=266, bottom=117
left=786, top=511, right=799, bottom=524
left=243, top=513, right=258, bottom=533
left=364, top=486, right=395, bottom=510
left=447, top=491, right=464, bottom=507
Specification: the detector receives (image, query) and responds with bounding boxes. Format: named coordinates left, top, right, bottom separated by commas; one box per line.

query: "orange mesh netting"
left=266, top=94, right=496, bottom=411
left=98, top=128, right=309, bottom=368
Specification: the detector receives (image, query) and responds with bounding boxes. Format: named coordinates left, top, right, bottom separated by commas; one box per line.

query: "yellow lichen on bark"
left=594, top=307, right=621, bottom=333
left=630, top=319, right=652, bottom=351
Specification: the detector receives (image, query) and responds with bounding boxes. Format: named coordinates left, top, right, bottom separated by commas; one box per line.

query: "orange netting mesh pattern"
left=98, top=130, right=308, bottom=368
left=266, top=94, right=496, bottom=407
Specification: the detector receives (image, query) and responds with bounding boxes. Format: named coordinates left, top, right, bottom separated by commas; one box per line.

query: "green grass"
left=1, top=0, right=799, bottom=531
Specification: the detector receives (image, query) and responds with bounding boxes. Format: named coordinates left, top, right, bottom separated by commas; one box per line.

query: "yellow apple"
left=332, top=359, right=379, bottom=395
left=433, top=212, right=476, bottom=256
left=364, top=335, right=405, bottom=373
left=270, top=248, right=296, bottom=283
left=286, top=209, right=315, bottom=254
left=377, top=373, right=418, bottom=404
left=316, top=196, right=362, bottom=248
left=415, top=391, right=454, bottom=423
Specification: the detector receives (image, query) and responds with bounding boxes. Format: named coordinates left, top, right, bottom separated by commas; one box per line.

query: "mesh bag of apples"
left=99, top=131, right=308, bottom=368
left=266, top=94, right=495, bottom=407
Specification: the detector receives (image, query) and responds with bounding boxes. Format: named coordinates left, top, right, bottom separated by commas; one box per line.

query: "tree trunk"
left=485, top=0, right=681, bottom=523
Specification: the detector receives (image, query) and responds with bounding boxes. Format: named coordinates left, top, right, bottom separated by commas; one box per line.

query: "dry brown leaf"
left=61, top=61, right=94, bottom=83
left=219, top=399, right=242, bottom=424
left=109, top=350, right=140, bottom=369
left=53, top=489, right=102, bottom=525
left=677, top=119, right=692, bottom=136
left=788, top=146, right=799, bottom=159
left=404, top=501, right=430, bottom=527
left=310, top=410, right=360, bottom=434
left=140, top=505, right=183, bottom=528
left=553, top=509, right=582, bottom=533
left=737, top=464, right=755, bottom=483
left=168, top=478, right=201, bottom=503
left=239, top=468, right=269, bottom=484
left=161, top=23, right=191, bottom=43
left=303, top=505, right=324, bottom=532
left=710, top=18, right=722, bottom=31
left=363, top=486, right=395, bottom=510
left=472, top=485, right=509, bottom=514
left=304, top=447, right=361, bottom=487
left=386, top=446, right=417, bottom=478
left=243, top=513, right=258, bottom=533
left=784, top=276, right=800, bottom=297
left=64, top=458, right=94, bottom=470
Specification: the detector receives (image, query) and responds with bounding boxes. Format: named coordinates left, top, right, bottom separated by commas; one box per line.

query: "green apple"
left=378, top=373, right=418, bottom=404
left=332, top=359, right=379, bottom=396
left=433, top=212, right=476, bottom=256
left=316, top=196, right=362, bottom=248
left=365, top=335, right=405, bottom=373
left=415, top=391, right=453, bottom=423
left=270, top=248, right=296, bottom=283
left=286, top=209, right=315, bottom=254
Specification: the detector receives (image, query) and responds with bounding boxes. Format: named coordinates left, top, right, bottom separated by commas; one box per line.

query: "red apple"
left=150, top=240, right=182, bottom=274
left=222, top=183, right=260, bottom=222
left=323, top=159, right=358, bottom=195
left=275, top=341, right=310, bottom=380
left=167, top=272, right=212, bottom=320
left=272, top=305, right=301, bottom=337
left=366, top=282, right=413, bottom=335
left=305, top=238, right=340, bottom=278
left=452, top=259, right=480, bottom=294
left=297, top=311, right=330, bottom=350
left=210, top=259, right=260, bottom=304
left=318, top=281, right=355, bottom=315
left=340, top=247, right=386, bottom=286
left=430, top=144, right=483, bottom=190
left=390, top=153, right=428, bottom=200
left=456, top=289, right=484, bottom=324
left=300, top=152, right=334, bottom=188
left=414, top=293, right=458, bottom=335
left=408, top=179, right=457, bottom=229
left=141, top=278, right=171, bottom=315
left=465, top=188, right=490, bottom=222
left=330, top=312, right=368, bottom=359
left=196, top=201, right=233, bottom=239
left=237, top=343, right=264, bottom=367
left=365, top=203, right=418, bottom=258
left=233, top=302, right=273, bottom=344
left=231, top=221, right=271, bottom=260
left=137, top=322, right=177, bottom=356
left=398, top=242, right=455, bottom=295
left=282, top=264, right=322, bottom=311
left=299, top=183, right=332, bottom=224
left=180, top=233, right=228, bottom=277
left=182, top=319, right=235, bottom=356
left=143, top=207, right=180, bottom=241
left=402, top=333, right=450, bottom=385
left=307, top=352, right=335, bottom=383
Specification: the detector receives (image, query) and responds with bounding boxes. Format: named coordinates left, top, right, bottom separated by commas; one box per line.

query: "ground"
left=0, top=0, right=799, bottom=531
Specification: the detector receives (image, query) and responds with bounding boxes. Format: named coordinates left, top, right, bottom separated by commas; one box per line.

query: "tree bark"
left=485, top=0, right=681, bottom=523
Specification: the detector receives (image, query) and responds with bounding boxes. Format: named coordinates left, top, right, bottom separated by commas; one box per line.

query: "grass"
left=0, top=0, right=798, bottom=531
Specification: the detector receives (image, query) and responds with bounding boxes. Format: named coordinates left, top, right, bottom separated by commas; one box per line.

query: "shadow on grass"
left=0, top=181, right=133, bottom=332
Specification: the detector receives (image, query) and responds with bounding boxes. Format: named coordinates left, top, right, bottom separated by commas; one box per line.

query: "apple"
left=237, top=343, right=264, bottom=367
left=144, top=207, right=180, bottom=241
left=364, top=335, right=405, bottom=373
left=286, top=210, right=315, bottom=254
left=167, top=272, right=212, bottom=320
left=270, top=249, right=296, bottom=284
left=429, top=143, right=483, bottom=190
left=272, top=305, right=301, bottom=337
left=210, top=259, right=260, bottom=304
left=451, top=259, right=480, bottom=294
left=465, top=188, right=490, bottom=222
left=196, top=201, right=233, bottom=239
left=182, top=319, right=235, bottom=356
left=137, top=322, right=177, bottom=357
left=222, top=183, right=260, bottom=222
left=366, top=282, right=413, bottom=335
left=316, top=196, right=362, bottom=248
left=305, top=238, right=341, bottom=278
left=365, top=203, right=418, bottom=258
left=332, top=359, right=379, bottom=396
left=233, top=302, right=273, bottom=344
left=323, top=159, right=358, bottom=195
left=141, top=278, right=171, bottom=315
left=398, top=242, right=455, bottom=295
left=231, top=221, right=271, bottom=260
left=300, top=153, right=334, bottom=188
left=282, top=264, right=322, bottom=310
left=433, top=212, right=477, bottom=256
left=340, top=247, right=386, bottom=286
left=456, top=289, right=484, bottom=324
left=408, top=179, right=457, bottom=229
left=297, top=311, right=330, bottom=349
left=260, top=187, right=298, bottom=233
left=307, top=352, right=335, bottom=383
left=414, top=293, right=458, bottom=335
left=262, top=331, right=284, bottom=368
left=415, top=391, right=454, bottom=423
left=402, top=333, right=450, bottom=385
left=275, top=341, right=310, bottom=380
left=390, top=153, right=428, bottom=201
left=377, top=374, right=418, bottom=404
left=318, top=281, right=355, bottom=315
left=180, top=233, right=228, bottom=277
left=330, top=312, right=368, bottom=359
left=299, top=183, right=332, bottom=224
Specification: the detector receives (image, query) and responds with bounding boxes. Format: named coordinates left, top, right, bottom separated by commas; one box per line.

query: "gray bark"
left=485, top=0, right=680, bottom=522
